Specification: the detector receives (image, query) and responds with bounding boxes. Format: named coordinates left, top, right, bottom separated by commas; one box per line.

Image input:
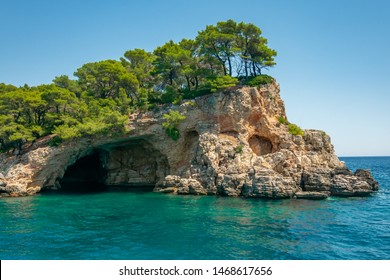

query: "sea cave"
left=57, top=139, right=170, bottom=193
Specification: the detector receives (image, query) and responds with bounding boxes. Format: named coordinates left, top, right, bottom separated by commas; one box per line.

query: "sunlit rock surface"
left=0, top=82, right=379, bottom=198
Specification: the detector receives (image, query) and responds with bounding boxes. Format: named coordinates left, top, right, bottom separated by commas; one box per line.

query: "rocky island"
left=0, top=20, right=379, bottom=199
left=0, top=81, right=378, bottom=199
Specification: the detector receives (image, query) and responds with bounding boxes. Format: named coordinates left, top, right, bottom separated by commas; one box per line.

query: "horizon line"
left=338, top=155, right=390, bottom=157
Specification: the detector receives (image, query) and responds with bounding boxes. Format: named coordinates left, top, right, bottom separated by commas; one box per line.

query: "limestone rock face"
left=0, top=82, right=379, bottom=198
left=0, top=172, right=7, bottom=195
left=0, top=172, right=6, bottom=184
left=354, top=169, right=379, bottom=191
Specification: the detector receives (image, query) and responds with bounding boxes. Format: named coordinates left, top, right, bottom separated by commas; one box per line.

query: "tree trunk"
left=169, top=70, right=174, bottom=85
left=244, top=59, right=248, bottom=78
left=255, top=64, right=262, bottom=75
left=227, top=56, right=232, bottom=76
left=185, top=75, right=191, bottom=91
left=211, top=43, right=227, bottom=76
left=252, top=61, right=257, bottom=77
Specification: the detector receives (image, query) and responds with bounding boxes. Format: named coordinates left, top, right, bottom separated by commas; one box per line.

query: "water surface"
left=0, top=157, right=389, bottom=259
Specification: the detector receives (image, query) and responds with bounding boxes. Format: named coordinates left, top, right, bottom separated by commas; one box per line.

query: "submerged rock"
left=0, top=82, right=379, bottom=199
left=295, top=191, right=329, bottom=200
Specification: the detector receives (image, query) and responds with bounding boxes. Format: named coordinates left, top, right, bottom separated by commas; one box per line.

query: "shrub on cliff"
left=206, top=76, right=238, bottom=92
left=276, top=116, right=304, bottom=137
left=288, top=123, right=304, bottom=136
left=162, top=110, right=186, bottom=141
left=278, top=116, right=288, bottom=125
left=244, top=74, right=274, bottom=86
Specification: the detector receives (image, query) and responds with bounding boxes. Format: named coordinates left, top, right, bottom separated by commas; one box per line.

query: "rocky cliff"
left=0, top=82, right=379, bottom=199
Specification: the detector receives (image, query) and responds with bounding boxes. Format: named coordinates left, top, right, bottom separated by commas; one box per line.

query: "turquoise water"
left=0, top=157, right=389, bottom=260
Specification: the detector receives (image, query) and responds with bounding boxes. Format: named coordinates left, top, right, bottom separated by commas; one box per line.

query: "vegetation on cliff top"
left=0, top=20, right=277, bottom=152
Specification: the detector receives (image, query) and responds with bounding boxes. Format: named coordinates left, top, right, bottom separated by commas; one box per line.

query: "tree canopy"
left=0, top=20, right=276, bottom=151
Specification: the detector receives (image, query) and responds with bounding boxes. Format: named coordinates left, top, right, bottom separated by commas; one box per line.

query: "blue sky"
left=1, top=0, right=389, bottom=156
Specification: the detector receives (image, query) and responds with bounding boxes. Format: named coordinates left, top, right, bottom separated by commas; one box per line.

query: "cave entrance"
left=58, top=139, right=170, bottom=193
left=58, top=150, right=107, bottom=193
left=248, top=135, right=273, bottom=156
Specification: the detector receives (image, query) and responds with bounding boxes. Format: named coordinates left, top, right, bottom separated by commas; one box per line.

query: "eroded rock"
left=331, top=175, right=373, bottom=197
left=295, top=191, right=330, bottom=200
left=0, top=172, right=6, bottom=188
left=0, top=82, right=379, bottom=199
left=354, top=169, right=379, bottom=191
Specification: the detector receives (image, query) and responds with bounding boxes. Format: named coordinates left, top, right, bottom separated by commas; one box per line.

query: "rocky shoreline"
left=0, top=82, right=379, bottom=199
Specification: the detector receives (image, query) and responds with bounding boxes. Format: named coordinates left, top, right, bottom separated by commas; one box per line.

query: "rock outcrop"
left=0, top=81, right=379, bottom=198
left=0, top=172, right=7, bottom=189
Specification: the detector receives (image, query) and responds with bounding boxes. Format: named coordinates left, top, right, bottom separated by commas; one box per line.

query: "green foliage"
left=235, top=144, right=244, bottom=154
left=288, top=123, right=304, bottom=136
left=0, top=120, right=34, bottom=151
left=164, top=127, right=180, bottom=141
left=197, top=20, right=238, bottom=76
left=153, top=41, right=188, bottom=88
left=244, top=75, right=274, bottom=86
left=121, top=48, right=155, bottom=89
left=48, top=136, right=63, bottom=147
left=160, top=85, right=180, bottom=104
left=197, top=20, right=276, bottom=77
left=182, top=88, right=212, bottom=100
left=162, top=110, right=186, bottom=128
left=145, top=19, right=276, bottom=97
left=0, top=83, right=18, bottom=93
left=162, top=110, right=186, bottom=141
left=74, top=60, right=139, bottom=102
left=277, top=116, right=304, bottom=136
left=0, top=83, right=130, bottom=151
left=1, top=19, right=278, bottom=152
left=278, top=116, right=288, bottom=125
left=53, top=124, right=81, bottom=140
left=52, top=75, right=81, bottom=95
left=51, top=110, right=128, bottom=142
left=206, top=76, right=238, bottom=92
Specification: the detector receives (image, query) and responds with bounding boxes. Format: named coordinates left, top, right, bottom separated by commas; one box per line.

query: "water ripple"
left=0, top=157, right=389, bottom=259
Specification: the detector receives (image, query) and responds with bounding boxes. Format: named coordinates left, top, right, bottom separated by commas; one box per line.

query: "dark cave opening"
left=56, top=139, right=170, bottom=193
left=58, top=151, right=107, bottom=193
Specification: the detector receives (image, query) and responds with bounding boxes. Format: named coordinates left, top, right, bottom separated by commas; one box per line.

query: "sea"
left=0, top=157, right=389, bottom=260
